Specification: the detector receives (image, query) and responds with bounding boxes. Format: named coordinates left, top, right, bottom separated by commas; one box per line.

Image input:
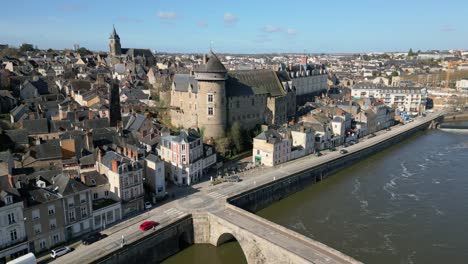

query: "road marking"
left=208, top=192, right=228, bottom=199
left=164, top=208, right=184, bottom=217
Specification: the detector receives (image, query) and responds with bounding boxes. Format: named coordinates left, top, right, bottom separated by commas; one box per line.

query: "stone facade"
left=170, top=52, right=296, bottom=140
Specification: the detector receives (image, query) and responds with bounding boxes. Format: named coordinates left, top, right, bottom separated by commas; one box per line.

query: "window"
left=8, top=213, right=15, bottom=224
left=48, top=205, right=55, bottom=215
left=208, top=94, right=213, bottom=103
left=68, top=198, right=74, bottom=208
left=32, top=209, right=40, bottom=220
left=252, top=98, right=255, bottom=106
left=236, top=101, right=240, bottom=108
left=80, top=194, right=87, bottom=204
left=93, top=193, right=98, bottom=200
left=40, top=240, right=46, bottom=250
left=81, top=207, right=87, bottom=218
left=69, top=211, right=76, bottom=222
left=182, top=155, right=186, bottom=163
left=257, top=150, right=260, bottom=155
left=10, top=229, right=17, bottom=242
left=208, top=107, right=214, bottom=116
left=5, top=196, right=12, bottom=205
left=104, top=191, right=109, bottom=197
left=53, top=234, right=60, bottom=244
left=34, top=224, right=41, bottom=234
left=50, top=219, right=57, bottom=230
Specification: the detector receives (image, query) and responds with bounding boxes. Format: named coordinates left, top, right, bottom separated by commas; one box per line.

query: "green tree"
left=76, top=47, right=91, bottom=56
left=229, top=121, right=244, bottom=152
left=19, top=43, right=35, bottom=52
left=408, top=48, right=414, bottom=57
left=391, top=71, right=399, bottom=77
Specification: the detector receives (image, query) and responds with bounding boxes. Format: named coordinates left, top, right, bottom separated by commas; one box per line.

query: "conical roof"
left=195, top=51, right=227, bottom=73
left=110, top=25, right=120, bottom=40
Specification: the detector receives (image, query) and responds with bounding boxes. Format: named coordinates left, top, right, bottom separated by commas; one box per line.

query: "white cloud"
left=156, top=11, right=177, bottom=20
left=224, top=13, right=237, bottom=25
left=286, top=28, right=297, bottom=35
left=440, top=25, right=455, bottom=32
left=262, top=24, right=282, bottom=33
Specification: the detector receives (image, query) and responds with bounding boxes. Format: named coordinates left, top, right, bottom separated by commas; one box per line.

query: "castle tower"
left=109, top=79, right=121, bottom=127
left=194, top=51, right=227, bottom=140
left=109, top=25, right=122, bottom=56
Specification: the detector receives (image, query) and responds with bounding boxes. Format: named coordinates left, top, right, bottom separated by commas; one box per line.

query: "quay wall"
left=228, top=121, right=433, bottom=213
left=93, top=216, right=193, bottom=264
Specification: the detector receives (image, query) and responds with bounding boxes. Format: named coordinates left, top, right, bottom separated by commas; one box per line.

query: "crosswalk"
left=207, top=191, right=228, bottom=200
left=164, top=208, right=185, bottom=218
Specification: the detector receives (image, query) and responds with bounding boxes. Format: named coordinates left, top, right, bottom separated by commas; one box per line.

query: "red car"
left=139, top=221, right=158, bottom=231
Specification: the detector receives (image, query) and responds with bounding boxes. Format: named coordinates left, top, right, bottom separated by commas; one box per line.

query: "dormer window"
left=5, top=195, right=13, bottom=205
left=208, top=93, right=213, bottom=103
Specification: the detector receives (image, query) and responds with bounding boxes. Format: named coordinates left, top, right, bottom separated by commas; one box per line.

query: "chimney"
left=7, top=174, right=15, bottom=188
left=86, top=130, right=93, bottom=150
left=202, top=54, right=207, bottom=64
left=98, top=149, right=103, bottom=162
left=288, top=63, right=293, bottom=72
left=88, top=111, right=94, bottom=120
left=111, top=159, right=118, bottom=173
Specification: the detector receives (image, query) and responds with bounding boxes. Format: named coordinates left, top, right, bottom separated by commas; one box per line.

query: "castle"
left=170, top=51, right=296, bottom=140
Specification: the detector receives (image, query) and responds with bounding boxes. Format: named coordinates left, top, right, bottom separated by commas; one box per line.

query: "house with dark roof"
left=96, top=151, right=144, bottom=217
left=0, top=90, right=16, bottom=114
left=252, top=129, right=292, bottom=167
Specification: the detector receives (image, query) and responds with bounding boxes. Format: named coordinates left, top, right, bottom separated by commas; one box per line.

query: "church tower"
left=194, top=51, right=227, bottom=140
left=109, top=26, right=122, bottom=56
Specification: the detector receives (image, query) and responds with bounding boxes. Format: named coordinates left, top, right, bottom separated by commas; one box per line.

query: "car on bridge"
left=225, top=175, right=241, bottom=182
left=340, top=149, right=348, bottom=154
left=140, top=221, right=158, bottom=231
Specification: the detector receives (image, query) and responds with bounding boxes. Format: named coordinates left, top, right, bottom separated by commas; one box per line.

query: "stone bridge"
left=193, top=204, right=360, bottom=264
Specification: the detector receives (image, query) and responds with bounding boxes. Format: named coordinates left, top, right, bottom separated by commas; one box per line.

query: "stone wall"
left=94, top=216, right=193, bottom=264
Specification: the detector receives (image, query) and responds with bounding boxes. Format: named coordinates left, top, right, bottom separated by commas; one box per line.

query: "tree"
left=229, top=121, right=244, bottom=152
left=408, top=48, right=414, bottom=57
left=391, top=71, right=399, bottom=77
left=76, top=47, right=91, bottom=56
left=19, top=43, right=35, bottom=52
left=215, top=137, right=231, bottom=156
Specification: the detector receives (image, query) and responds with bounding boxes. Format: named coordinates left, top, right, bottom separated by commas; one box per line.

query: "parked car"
left=82, top=232, right=107, bottom=245
left=226, top=175, right=241, bottom=182
left=50, top=247, right=71, bottom=259
left=349, top=141, right=355, bottom=145
left=315, top=151, right=322, bottom=157
left=140, top=221, right=158, bottom=231
left=340, top=149, right=348, bottom=154
left=344, top=143, right=350, bottom=147
left=368, top=133, right=376, bottom=138
left=386, top=128, right=391, bottom=131
left=144, top=201, right=152, bottom=210
left=330, top=147, right=336, bottom=151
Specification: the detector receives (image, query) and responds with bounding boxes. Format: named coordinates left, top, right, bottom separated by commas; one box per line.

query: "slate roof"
left=22, top=118, right=49, bottom=134
left=173, top=74, right=198, bottom=93
left=195, top=51, right=227, bottom=73
left=81, top=170, right=108, bottom=187
left=23, top=78, right=49, bottom=94
left=50, top=120, right=73, bottom=133
left=51, top=173, right=89, bottom=196
left=84, top=118, right=109, bottom=130
left=36, top=139, right=62, bottom=160
left=122, top=48, right=154, bottom=59
left=5, top=129, right=29, bottom=145
left=125, top=114, right=146, bottom=131
left=226, top=70, right=285, bottom=97
left=255, top=129, right=283, bottom=144
left=100, top=151, right=141, bottom=172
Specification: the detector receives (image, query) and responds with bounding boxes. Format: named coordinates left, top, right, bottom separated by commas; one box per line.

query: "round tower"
left=195, top=51, right=227, bottom=140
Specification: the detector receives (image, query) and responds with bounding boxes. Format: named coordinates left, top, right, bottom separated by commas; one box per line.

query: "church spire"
left=110, top=25, right=120, bottom=40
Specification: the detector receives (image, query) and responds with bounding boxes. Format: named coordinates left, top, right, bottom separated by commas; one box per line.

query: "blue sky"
left=1, top=0, right=467, bottom=53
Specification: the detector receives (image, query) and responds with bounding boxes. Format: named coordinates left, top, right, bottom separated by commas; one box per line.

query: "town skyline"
left=1, top=0, right=467, bottom=53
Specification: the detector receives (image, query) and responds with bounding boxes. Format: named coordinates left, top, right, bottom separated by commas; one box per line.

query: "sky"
left=1, top=0, right=467, bottom=54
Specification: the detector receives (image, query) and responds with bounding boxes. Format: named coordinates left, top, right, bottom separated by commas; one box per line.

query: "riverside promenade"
left=52, top=112, right=444, bottom=264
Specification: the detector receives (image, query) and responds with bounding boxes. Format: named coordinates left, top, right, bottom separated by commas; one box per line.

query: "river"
left=163, top=124, right=468, bottom=264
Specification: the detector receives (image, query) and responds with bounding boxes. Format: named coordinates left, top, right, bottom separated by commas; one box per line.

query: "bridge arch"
left=214, top=232, right=259, bottom=263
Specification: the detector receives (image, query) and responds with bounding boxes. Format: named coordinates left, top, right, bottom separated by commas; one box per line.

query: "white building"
left=0, top=176, right=28, bottom=263
left=351, top=83, right=427, bottom=114
left=145, top=154, right=166, bottom=199
left=158, top=129, right=216, bottom=186
left=97, top=151, right=144, bottom=217
left=253, top=129, right=292, bottom=167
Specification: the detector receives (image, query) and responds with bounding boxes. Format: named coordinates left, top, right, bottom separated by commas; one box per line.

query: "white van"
left=6, top=253, right=36, bottom=264
left=50, top=247, right=71, bottom=259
